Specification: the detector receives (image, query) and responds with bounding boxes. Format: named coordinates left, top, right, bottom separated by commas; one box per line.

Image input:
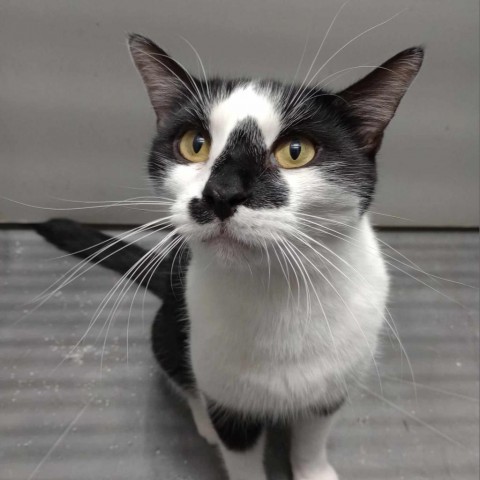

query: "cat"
left=35, top=33, right=423, bottom=480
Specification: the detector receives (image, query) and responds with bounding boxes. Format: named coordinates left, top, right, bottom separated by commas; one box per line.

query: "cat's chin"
left=193, top=231, right=264, bottom=268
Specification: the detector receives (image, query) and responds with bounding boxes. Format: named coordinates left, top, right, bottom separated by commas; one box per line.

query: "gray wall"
left=1, top=0, right=478, bottom=226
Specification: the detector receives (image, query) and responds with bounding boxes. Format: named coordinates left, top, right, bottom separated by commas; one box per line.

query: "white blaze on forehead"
left=208, top=83, right=281, bottom=161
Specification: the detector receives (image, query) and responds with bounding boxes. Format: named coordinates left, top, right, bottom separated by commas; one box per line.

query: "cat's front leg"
left=207, top=401, right=267, bottom=480
left=290, top=408, right=341, bottom=480
left=187, top=394, right=219, bottom=445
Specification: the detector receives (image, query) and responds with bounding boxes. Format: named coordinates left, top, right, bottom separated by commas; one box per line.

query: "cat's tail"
left=33, top=219, right=167, bottom=298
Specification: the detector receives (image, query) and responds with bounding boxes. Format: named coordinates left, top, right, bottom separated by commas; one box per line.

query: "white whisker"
left=27, top=398, right=93, bottom=480
left=291, top=224, right=417, bottom=401
left=283, top=236, right=384, bottom=396
left=355, top=381, right=476, bottom=454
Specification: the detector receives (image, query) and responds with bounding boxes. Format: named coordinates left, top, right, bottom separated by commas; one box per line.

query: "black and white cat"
left=38, top=34, right=423, bottom=480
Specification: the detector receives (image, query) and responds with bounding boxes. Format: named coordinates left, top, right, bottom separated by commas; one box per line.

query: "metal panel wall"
left=1, top=0, right=478, bottom=226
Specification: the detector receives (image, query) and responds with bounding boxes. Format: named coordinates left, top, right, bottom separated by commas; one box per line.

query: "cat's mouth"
left=201, top=225, right=254, bottom=250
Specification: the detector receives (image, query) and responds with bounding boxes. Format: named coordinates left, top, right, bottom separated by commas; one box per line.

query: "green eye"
left=274, top=137, right=315, bottom=168
left=179, top=130, right=211, bottom=162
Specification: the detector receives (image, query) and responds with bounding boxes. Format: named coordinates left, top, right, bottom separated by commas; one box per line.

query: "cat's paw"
left=194, top=415, right=219, bottom=445
left=293, top=463, right=339, bottom=480
left=188, top=399, right=219, bottom=445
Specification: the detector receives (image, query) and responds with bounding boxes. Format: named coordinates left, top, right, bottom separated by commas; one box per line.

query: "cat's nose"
left=202, top=183, right=250, bottom=221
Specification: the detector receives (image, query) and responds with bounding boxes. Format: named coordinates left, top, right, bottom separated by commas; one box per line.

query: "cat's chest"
left=184, top=246, right=388, bottom=415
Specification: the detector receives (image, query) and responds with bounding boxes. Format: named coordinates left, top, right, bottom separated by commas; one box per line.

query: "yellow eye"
left=178, top=130, right=211, bottom=163
left=274, top=137, right=316, bottom=169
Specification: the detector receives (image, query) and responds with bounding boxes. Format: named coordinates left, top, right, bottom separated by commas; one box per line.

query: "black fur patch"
left=188, top=197, right=216, bottom=224
left=191, top=118, right=289, bottom=223
left=207, top=401, right=264, bottom=452
left=151, top=241, right=196, bottom=391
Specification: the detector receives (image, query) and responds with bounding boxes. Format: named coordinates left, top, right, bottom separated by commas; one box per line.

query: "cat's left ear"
left=128, top=34, right=196, bottom=125
left=338, top=47, right=424, bottom=155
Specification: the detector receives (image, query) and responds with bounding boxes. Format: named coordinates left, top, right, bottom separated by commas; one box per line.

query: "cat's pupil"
left=290, top=140, right=301, bottom=160
left=192, top=134, right=205, bottom=154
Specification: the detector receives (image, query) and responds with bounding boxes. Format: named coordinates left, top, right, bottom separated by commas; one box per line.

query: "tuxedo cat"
left=36, top=34, right=423, bottom=480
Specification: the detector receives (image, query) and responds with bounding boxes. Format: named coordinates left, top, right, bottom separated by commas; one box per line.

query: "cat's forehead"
left=208, top=83, right=281, bottom=160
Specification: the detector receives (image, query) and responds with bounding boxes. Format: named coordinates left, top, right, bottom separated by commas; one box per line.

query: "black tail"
left=33, top=219, right=167, bottom=298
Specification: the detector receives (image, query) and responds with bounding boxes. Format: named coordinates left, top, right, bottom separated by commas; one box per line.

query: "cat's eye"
left=178, top=130, right=211, bottom=163
left=274, top=137, right=316, bottom=169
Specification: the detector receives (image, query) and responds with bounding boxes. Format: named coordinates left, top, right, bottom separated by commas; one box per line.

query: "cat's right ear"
left=128, top=34, right=194, bottom=125
left=337, top=47, right=424, bottom=156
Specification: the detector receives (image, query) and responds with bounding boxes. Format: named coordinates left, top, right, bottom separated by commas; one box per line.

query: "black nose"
left=202, top=182, right=250, bottom=221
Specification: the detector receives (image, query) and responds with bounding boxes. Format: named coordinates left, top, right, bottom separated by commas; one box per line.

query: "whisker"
left=298, top=220, right=475, bottom=313
left=92, top=231, right=178, bottom=354
left=178, top=35, right=211, bottom=102
left=286, top=25, right=313, bottom=103
left=108, top=235, right=183, bottom=370
left=297, top=213, right=478, bottom=290
left=291, top=225, right=417, bottom=401
left=27, top=398, right=93, bottom=480
left=16, top=220, right=173, bottom=326
left=273, top=235, right=302, bottom=309
left=355, top=381, right=476, bottom=454
left=31, top=219, right=172, bottom=306
left=292, top=7, right=408, bottom=110
left=88, top=236, right=176, bottom=374
left=262, top=239, right=272, bottom=290
left=270, top=239, right=294, bottom=306
left=382, top=374, right=479, bottom=403
left=135, top=233, right=188, bottom=335
left=130, top=46, right=207, bottom=116
left=278, top=236, right=312, bottom=322
left=288, top=0, right=349, bottom=109
left=2, top=196, right=172, bottom=212
left=46, top=219, right=172, bottom=263
left=46, top=194, right=173, bottom=204
left=283, top=236, right=384, bottom=396
left=48, top=227, right=176, bottom=375
left=291, top=65, right=397, bottom=113
left=279, top=237, right=351, bottom=401
left=368, top=210, right=417, bottom=223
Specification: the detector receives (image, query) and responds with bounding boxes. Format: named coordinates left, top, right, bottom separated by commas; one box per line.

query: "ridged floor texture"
left=0, top=228, right=478, bottom=480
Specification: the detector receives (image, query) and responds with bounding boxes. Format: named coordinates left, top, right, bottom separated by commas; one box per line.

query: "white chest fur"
left=186, top=218, right=389, bottom=418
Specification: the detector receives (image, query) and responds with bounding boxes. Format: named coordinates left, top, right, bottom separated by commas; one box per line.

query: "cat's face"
left=129, top=35, right=423, bottom=267
left=149, top=80, right=367, bottom=266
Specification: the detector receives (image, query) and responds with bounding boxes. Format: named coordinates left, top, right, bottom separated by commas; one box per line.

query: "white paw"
left=188, top=397, right=219, bottom=445
left=293, top=463, right=339, bottom=480
left=193, top=414, right=219, bottom=445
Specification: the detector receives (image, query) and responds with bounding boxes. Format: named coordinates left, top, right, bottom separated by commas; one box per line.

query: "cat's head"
left=128, top=34, right=423, bottom=267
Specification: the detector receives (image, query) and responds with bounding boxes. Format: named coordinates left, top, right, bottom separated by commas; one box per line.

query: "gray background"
left=1, top=0, right=478, bottom=226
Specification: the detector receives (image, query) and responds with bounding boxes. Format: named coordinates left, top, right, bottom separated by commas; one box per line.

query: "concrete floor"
left=0, top=228, right=478, bottom=480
